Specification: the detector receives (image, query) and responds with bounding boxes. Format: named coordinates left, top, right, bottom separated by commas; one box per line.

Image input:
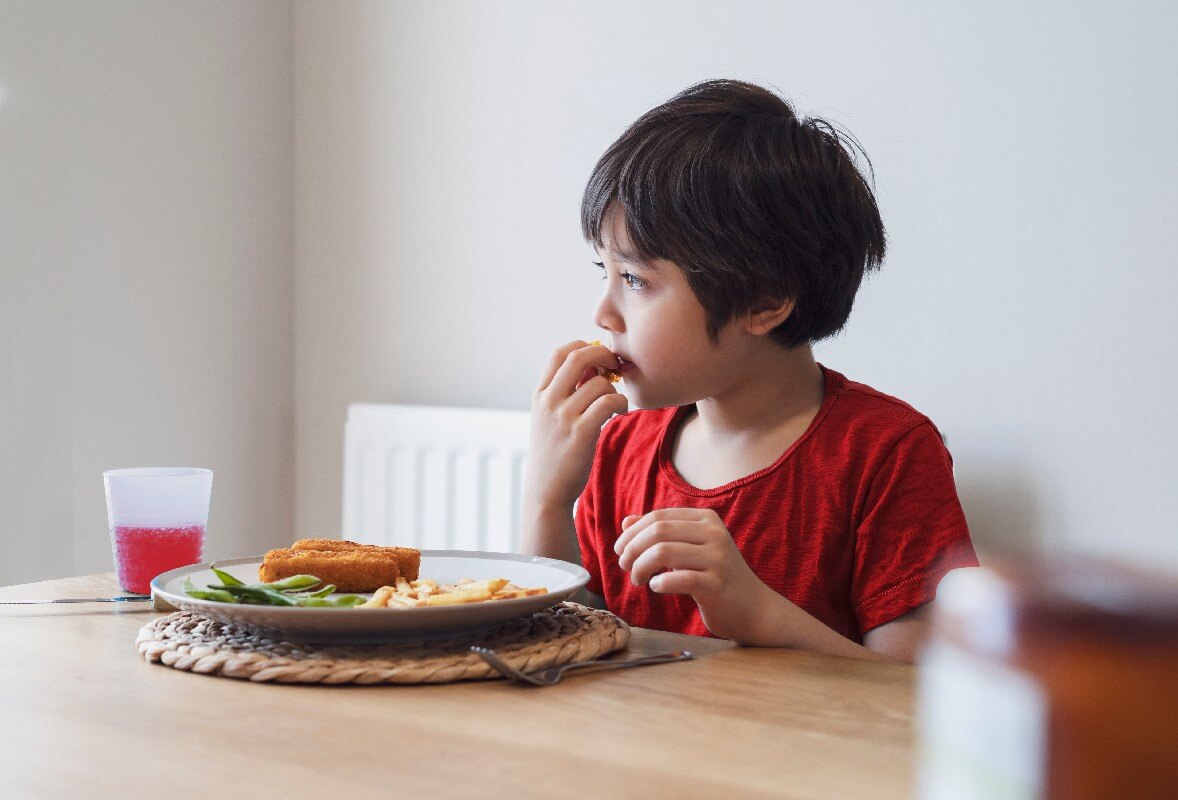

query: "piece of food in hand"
left=258, top=548, right=400, bottom=593
left=589, top=340, right=623, bottom=383
left=597, top=366, right=622, bottom=383
left=291, top=537, right=421, bottom=581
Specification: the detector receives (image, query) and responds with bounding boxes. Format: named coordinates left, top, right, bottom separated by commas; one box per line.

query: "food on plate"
left=589, top=340, right=623, bottom=383
left=182, top=566, right=366, bottom=607
left=291, top=538, right=421, bottom=582
left=259, top=548, right=399, bottom=593
left=258, top=539, right=421, bottom=592
left=360, top=576, right=548, bottom=608
left=179, top=543, right=546, bottom=611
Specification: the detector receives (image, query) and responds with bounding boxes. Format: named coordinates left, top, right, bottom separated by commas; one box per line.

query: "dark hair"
left=582, top=79, right=886, bottom=348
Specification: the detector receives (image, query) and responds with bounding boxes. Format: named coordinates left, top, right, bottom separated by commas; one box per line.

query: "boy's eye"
left=621, top=272, right=646, bottom=290
left=592, top=259, right=648, bottom=291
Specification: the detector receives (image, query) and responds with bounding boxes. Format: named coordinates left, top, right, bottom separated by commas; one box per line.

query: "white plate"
left=151, top=551, right=589, bottom=643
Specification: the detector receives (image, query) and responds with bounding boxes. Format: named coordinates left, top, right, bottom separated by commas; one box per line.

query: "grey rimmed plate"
left=150, top=550, right=589, bottom=644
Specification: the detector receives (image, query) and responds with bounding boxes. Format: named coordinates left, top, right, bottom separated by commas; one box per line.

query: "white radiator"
left=342, top=404, right=531, bottom=553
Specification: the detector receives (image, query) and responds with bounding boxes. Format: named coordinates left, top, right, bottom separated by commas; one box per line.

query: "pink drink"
left=112, top=524, right=204, bottom=594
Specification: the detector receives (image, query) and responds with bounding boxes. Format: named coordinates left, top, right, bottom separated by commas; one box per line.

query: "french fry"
left=360, top=586, right=394, bottom=608
left=491, top=587, right=548, bottom=600
left=360, top=576, right=544, bottom=608
left=425, top=586, right=493, bottom=606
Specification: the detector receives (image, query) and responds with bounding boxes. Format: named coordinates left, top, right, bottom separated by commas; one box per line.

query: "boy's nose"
left=593, top=292, right=624, bottom=334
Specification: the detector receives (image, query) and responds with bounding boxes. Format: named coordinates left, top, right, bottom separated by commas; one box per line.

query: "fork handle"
left=558, top=650, right=693, bottom=673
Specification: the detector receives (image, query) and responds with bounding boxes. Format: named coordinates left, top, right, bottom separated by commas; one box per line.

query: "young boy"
left=521, top=79, right=977, bottom=663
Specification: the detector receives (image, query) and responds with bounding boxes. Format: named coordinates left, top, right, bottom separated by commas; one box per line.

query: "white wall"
left=0, top=0, right=296, bottom=585
left=4, top=1, right=1173, bottom=587
left=293, top=0, right=1178, bottom=573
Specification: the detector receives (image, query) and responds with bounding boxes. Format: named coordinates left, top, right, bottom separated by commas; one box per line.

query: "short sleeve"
left=852, top=422, right=978, bottom=633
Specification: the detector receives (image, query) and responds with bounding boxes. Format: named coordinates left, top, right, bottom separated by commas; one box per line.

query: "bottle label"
left=917, top=642, right=1046, bottom=800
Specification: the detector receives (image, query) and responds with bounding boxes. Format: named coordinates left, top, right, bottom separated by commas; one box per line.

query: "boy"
left=521, top=79, right=977, bottom=663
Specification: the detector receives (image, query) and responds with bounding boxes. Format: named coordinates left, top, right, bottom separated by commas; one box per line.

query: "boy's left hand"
left=614, top=508, right=768, bottom=641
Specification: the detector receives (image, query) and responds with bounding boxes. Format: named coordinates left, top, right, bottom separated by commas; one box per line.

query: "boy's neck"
left=692, top=344, right=824, bottom=439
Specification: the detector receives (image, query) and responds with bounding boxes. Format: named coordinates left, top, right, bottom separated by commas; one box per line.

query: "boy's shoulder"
left=821, top=365, right=943, bottom=442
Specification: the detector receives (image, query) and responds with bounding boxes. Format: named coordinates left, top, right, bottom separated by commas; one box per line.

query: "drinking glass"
left=104, top=467, right=213, bottom=594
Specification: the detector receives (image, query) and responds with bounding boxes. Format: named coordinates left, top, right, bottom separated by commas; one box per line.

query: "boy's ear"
left=743, top=297, right=795, bottom=336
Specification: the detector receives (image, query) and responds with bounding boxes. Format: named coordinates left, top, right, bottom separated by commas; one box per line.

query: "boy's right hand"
left=526, top=340, right=629, bottom=508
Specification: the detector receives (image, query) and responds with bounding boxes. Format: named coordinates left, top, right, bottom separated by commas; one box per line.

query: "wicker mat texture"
left=136, top=602, right=629, bottom=684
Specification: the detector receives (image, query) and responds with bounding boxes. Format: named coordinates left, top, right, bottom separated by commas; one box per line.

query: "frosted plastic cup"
left=104, top=468, right=213, bottom=594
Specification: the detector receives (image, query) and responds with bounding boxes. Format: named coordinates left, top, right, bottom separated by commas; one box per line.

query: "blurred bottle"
left=918, top=558, right=1178, bottom=799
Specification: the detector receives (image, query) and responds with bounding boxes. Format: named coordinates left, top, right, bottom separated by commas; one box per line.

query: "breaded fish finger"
left=290, top=538, right=420, bottom=582
left=258, top=548, right=400, bottom=593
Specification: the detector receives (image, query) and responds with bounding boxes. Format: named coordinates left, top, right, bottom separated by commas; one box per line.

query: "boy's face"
left=593, top=208, right=754, bottom=410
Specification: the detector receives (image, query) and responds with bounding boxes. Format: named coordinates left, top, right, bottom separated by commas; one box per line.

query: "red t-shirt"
left=575, top=365, right=978, bottom=641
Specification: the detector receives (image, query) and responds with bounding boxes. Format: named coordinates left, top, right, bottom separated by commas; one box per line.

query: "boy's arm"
left=861, top=604, right=932, bottom=661
left=521, top=500, right=583, bottom=565
left=520, top=503, right=606, bottom=608
left=743, top=581, right=932, bottom=661
left=736, top=582, right=890, bottom=659
left=614, top=508, right=926, bottom=662
left=519, top=340, right=626, bottom=578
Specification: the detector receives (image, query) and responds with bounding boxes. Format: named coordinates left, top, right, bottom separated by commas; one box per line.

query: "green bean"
left=220, top=585, right=299, bottom=606
left=182, top=579, right=238, bottom=603
left=209, top=565, right=245, bottom=587
left=257, top=574, right=321, bottom=592
left=286, top=584, right=337, bottom=599
left=330, top=594, right=366, bottom=607
left=299, top=594, right=366, bottom=608
left=181, top=572, right=362, bottom=607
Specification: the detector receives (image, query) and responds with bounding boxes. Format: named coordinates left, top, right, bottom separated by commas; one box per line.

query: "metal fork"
left=471, top=646, right=693, bottom=686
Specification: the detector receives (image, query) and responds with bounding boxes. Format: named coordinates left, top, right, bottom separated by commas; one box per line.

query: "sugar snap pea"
left=219, top=585, right=299, bottom=605
left=301, top=594, right=366, bottom=607
left=182, top=572, right=367, bottom=607
left=210, top=565, right=245, bottom=587
left=182, top=578, right=237, bottom=603
left=286, top=584, right=337, bottom=598
left=256, top=574, right=320, bottom=592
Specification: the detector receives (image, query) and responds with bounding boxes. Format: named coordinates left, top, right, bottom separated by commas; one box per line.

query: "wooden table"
left=0, top=574, right=917, bottom=799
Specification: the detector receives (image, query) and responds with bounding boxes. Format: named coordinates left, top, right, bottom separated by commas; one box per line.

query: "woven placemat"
left=136, top=602, right=629, bottom=685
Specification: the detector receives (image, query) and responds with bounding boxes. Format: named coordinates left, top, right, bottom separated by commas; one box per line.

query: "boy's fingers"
left=649, top=569, right=718, bottom=596
left=535, top=340, right=590, bottom=394
left=578, top=391, right=628, bottom=434
left=613, top=509, right=712, bottom=554
left=567, top=372, right=622, bottom=417
left=547, top=343, right=621, bottom=399
left=615, top=519, right=710, bottom=570
left=629, top=541, right=710, bottom=587
left=637, top=507, right=716, bottom=523
left=614, top=512, right=661, bottom=554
